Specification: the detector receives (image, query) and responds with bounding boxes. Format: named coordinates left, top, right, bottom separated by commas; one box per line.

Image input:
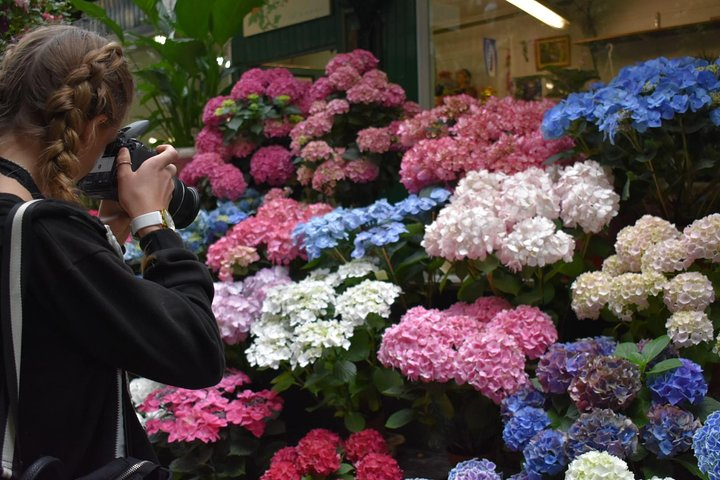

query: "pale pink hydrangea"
left=495, top=168, right=560, bottom=227
left=344, top=159, right=379, bottom=183
left=452, top=170, right=506, bottom=210
left=360, top=69, right=389, bottom=89
left=601, top=255, right=630, bottom=276
left=325, top=49, right=379, bottom=76
left=665, top=311, right=715, bottom=347
left=402, top=101, right=422, bottom=117
left=382, top=83, right=407, bottom=107
left=486, top=306, right=558, bottom=359
left=615, top=216, right=681, bottom=272
left=346, top=82, right=385, bottom=104
left=571, top=271, right=613, bottom=320
left=309, top=100, right=327, bottom=115
left=497, top=216, right=575, bottom=272
left=300, top=141, right=336, bottom=162
left=444, top=296, right=512, bottom=323
left=312, top=158, right=347, bottom=195
left=422, top=206, right=505, bottom=261
left=326, top=99, right=350, bottom=116
left=662, top=272, right=715, bottom=313
left=357, top=127, right=393, bottom=154
left=553, top=160, right=620, bottom=233
left=682, top=213, right=720, bottom=263
left=640, top=238, right=692, bottom=273
left=328, top=65, right=361, bottom=91
left=454, top=330, right=529, bottom=404
left=208, top=163, right=247, bottom=200
left=250, top=146, right=295, bottom=186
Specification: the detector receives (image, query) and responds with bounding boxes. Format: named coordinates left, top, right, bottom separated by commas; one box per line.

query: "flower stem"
left=381, top=247, right=408, bottom=310
left=646, top=158, right=671, bottom=219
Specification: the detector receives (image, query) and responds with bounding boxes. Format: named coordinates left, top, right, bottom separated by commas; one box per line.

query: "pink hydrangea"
left=312, top=158, right=346, bottom=195
left=400, top=137, right=476, bottom=192
left=344, top=429, right=388, bottom=463
left=328, top=65, right=361, bottom=91
left=326, top=99, right=351, bottom=116
left=486, top=305, right=558, bottom=359
left=270, top=447, right=298, bottom=465
left=225, top=390, right=283, bottom=437
left=208, top=163, right=247, bottom=200
left=250, top=145, right=295, bottom=186
left=266, top=70, right=309, bottom=102
left=195, top=126, right=231, bottom=159
left=263, top=118, right=295, bottom=138
left=230, top=68, right=269, bottom=99
left=260, top=461, right=301, bottom=480
left=354, top=453, right=403, bottom=480
left=296, top=435, right=341, bottom=476
left=444, top=296, right=512, bottom=323
left=346, top=82, right=385, bottom=104
left=325, top=49, right=379, bottom=76
left=307, top=77, right=335, bottom=102
left=230, top=136, right=257, bottom=159
left=202, top=96, right=235, bottom=126
left=344, top=159, right=379, bottom=183
left=382, top=83, right=406, bottom=107
left=179, top=152, right=224, bottom=186
left=300, top=140, right=336, bottom=162
left=357, top=127, right=393, bottom=153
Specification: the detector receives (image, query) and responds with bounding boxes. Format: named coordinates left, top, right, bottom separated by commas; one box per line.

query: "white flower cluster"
left=615, top=215, right=680, bottom=272
left=666, top=311, right=714, bottom=347
left=571, top=271, right=613, bottom=320
left=608, top=271, right=667, bottom=321
left=683, top=213, right=720, bottom=263
left=663, top=272, right=715, bottom=312
left=601, top=255, right=629, bottom=276
left=423, top=161, right=617, bottom=271
left=245, top=268, right=401, bottom=369
left=564, top=451, right=634, bottom=480
left=641, top=238, right=693, bottom=273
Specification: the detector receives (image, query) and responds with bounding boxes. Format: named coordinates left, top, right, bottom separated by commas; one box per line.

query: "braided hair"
left=0, top=25, right=134, bottom=202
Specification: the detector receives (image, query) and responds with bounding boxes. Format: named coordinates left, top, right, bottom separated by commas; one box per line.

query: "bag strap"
left=0, top=200, right=126, bottom=479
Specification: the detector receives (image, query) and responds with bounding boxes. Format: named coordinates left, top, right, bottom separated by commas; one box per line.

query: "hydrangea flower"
left=607, top=271, right=667, bottom=321
left=682, top=213, right=720, bottom=263
left=694, top=410, right=720, bottom=480
left=354, top=453, right=403, bottom=480
left=502, top=407, right=551, bottom=451
left=344, top=429, right=388, bottom=463
left=665, top=311, right=714, bottom=347
left=568, top=356, right=641, bottom=412
left=647, top=358, right=708, bottom=406
left=501, top=384, right=546, bottom=421
left=448, top=458, right=502, bottom=480
left=497, top=216, right=575, bottom=272
left=662, top=272, right=715, bottom=312
left=640, top=238, right=692, bottom=273
left=486, top=305, right=557, bottom=359
left=564, top=451, right=634, bottom=480
left=536, top=337, right=617, bottom=394
left=566, top=409, right=639, bottom=460
left=641, top=404, right=701, bottom=458
left=522, top=429, right=568, bottom=476
left=335, top=280, right=402, bottom=325
left=614, top=215, right=680, bottom=271
left=571, top=271, right=613, bottom=320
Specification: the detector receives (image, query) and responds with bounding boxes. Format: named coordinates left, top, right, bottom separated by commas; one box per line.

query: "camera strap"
left=0, top=158, right=43, bottom=199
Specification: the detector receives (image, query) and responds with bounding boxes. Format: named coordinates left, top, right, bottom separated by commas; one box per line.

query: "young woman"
left=0, top=25, right=224, bottom=476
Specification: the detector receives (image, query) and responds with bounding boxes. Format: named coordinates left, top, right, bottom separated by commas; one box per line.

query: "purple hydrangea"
left=641, top=404, right=701, bottom=458
left=566, top=408, right=639, bottom=459
left=503, top=407, right=551, bottom=452
left=536, top=337, right=617, bottom=394
left=508, top=472, right=542, bottom=480
left=448, top=458, right=502, bottom=480
left=693, top=410, right=720, bottom=480
left=501, top=384, right=546, bottom=421
left=569, top=356, right=641, bottom=412
left=647, top=358, right=708, bottom=406
left=523, top=429, right=568, bottom=476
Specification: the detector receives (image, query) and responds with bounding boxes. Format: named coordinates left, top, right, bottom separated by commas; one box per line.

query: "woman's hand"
left=116, top=145, right=178, bottom=219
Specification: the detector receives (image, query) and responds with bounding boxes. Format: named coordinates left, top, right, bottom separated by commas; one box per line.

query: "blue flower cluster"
left=647, top=358, right=708, bottom=406
left=500, top=384, right=546, bottom=421
left=541, top=56, right=720, bottom=142
left=293, top=187, right=450, bottom=260
left=641, top=404, right=700, bottom=458
left=694, top=410, right=720, bottom=480
left=536, top=336, right=616, bottom=394
left=448, top=458, right=501, bottom=480
left=507, top=472, right=541, bottom=480
left=566, top=408, right=639, bottom=460
left=522, top=429, right=568, bottom=476
left=502, top=407, right=551, bottom=452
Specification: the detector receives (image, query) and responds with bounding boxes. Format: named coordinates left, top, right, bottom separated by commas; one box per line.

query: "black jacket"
left=0, top=194, right=225, bottom=477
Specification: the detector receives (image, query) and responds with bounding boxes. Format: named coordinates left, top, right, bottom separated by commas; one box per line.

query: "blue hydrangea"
left=502, top=407, right=551, bottom=452
left=352, top=222, right=407, bottom=258
left=448, top=458, right=501, bottom=480
left=541, top=56, right=720, bottom=143
left=536, top=336, right=617, bottom=394
left=694, top=410, right=720, bottom=480
left=500, top=384, right=546, bottom=422
left=507, top=472, right=542, bottom=480
left=523, top=429, right=568, bottom=476
left=566, top=408, right=639, bottom=460
left=647, top=358, right=708, bottom=406
left=641, top=404, right=701, bottom=458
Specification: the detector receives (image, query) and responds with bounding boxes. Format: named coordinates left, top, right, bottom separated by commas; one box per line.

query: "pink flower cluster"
left=250, top=145, right=295, bottom=186
left=378, top=298, right=558, bottom=403
left=140, top=370, right=283, bottom=443
left=230, top=67, right=310, bottom=107
left=398, top=96, right=575, bottom=192
left=206, top=190, right=333, bottom=280
left=260, top=428, right=402, bottom=480
left=212, top=267, right=292, bottom=344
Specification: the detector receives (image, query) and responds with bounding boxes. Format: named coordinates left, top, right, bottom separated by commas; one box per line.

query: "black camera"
left=77, top=120, right=200, bottom=229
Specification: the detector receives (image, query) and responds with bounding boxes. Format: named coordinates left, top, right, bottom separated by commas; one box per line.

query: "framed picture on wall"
left=535, top=35, right=570, bottom=71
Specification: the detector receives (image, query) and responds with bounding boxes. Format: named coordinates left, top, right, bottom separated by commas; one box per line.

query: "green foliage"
left=0, top=0, right=74, bottom=52
left=69, top=0, right=265, bottom=146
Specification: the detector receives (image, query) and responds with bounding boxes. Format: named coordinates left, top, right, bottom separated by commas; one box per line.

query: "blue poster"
left=484, top=38, right=497, bottom=77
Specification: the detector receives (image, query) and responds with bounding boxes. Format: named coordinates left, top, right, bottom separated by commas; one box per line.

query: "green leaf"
left=69, top=0, right=125, bottom=39
left=474, top=256, right=499, bottom=274
left=640, top=335, right=670, bottom=363
left=385, top=409, right=414, bottom=429
left=691, top=396, right=720, bottom=422
left=372, top=368, right=405, bottom=394
left=614, top=341, right=640, bottom=360
left=365, top=312, right=387, bottom=330
left=672, top=457, right=708, bottom=479
left=333, top=360, right=357, bottom=383
left=271, top=371, right=296, bottom=392
left=457, top=277, right=486, bottom=303
left=212, top=0, right=264, bottom=45
left=346, top=331, right=371, bottom=362
left=175, top=0, right=212, bottom=39
left=344, top=411, right=366, bottom=432
left=491, top=271, right=521, bottom=295
left=646, top=358, right=683, bottom=375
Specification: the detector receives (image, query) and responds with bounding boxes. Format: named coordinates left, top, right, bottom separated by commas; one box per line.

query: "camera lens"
left=168, top=177, right=200, bottom=229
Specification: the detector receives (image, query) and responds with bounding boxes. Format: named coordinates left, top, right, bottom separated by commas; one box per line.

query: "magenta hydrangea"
left=250, top=145, right=295, bottom=186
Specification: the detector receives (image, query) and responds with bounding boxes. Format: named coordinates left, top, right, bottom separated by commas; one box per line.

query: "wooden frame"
left=534, top=35, right=571, bottom=71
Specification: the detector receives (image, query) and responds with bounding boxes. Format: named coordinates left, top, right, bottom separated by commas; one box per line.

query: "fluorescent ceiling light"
left=505, top=0, right=569, bottom=29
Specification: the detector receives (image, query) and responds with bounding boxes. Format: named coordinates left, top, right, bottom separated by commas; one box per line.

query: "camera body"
left=77, top=120, right=200, bottom=229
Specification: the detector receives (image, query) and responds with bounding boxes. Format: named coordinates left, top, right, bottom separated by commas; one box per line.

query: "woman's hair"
left=0, top=25, right=134, bottom=201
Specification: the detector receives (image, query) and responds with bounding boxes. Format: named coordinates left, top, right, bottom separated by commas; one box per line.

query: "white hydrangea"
left=261, top=279, right=336, bottom=326
left=564, top=451, right=634, bottom=480
left=602, top=255, right=630, bottom=276
left=495, top=167, right=560, bottom=227
left=292, top=319, right=355, bottom=367
left=714, top=332, right=720, bottom=356
left=452, top=170, right=506, bottom=210
left=554, top=160, right=619, bottom=233
left=422, top=205, right=506, bottom=261
left=497, top=216, right=575, bottom=272
left=608, top=271, right=667, bottom=321
left=128, top=377, right=166, bottom=408
left=641, top=238, right=692, bottom=273
left=332, top=258, right=380, bottom=285
left=666, top=311, right=714, bottom=347
left=571, top=271, right=613, bottom=320
left=246, top=320, right=295, bottom=369
left=615, top=215, right=681, bottom=271
left=662, top=272, right=715, bottom=312
left=335, top=280, right=402, bottom=325
left=682, top=213, right=720, bottom=263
